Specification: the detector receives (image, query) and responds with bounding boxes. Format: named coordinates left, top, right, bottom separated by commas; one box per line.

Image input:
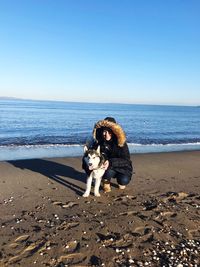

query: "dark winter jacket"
left=87, top=118, right=133, bottom=177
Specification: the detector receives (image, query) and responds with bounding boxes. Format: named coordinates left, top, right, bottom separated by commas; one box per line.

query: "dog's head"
left=83, top=146, right=101, bottom=170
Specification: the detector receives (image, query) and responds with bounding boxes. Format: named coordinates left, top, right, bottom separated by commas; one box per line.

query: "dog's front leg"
left=82, top=174, right=93, bottom=197
left=94, top=177, right=101, bottom=197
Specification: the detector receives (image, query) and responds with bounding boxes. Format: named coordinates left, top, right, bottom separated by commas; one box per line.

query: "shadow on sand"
left=8, top=158, right=86, bottom=196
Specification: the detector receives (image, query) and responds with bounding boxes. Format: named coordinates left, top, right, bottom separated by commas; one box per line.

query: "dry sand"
left=0, top=151, right=200, bottom=267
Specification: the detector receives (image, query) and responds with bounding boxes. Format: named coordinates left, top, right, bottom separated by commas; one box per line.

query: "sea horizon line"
left=0, top=96, right=199, bottom=108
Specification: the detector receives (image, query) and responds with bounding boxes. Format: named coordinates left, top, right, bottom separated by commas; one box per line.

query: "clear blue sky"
left=0, top=0, right=200, bottom=105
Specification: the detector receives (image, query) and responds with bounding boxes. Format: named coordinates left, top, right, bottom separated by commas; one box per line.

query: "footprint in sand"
left=58, top=253, right=87, bottom=265
left=162, top=191, right=189, bottom=203
left=96, top=232, right=133, bottom=249
left=143, top=199, right=158, bottom=210
left=7, top=238, right=46, bottom=265
left=57, top=221, right=80, bottom=231
left=64, top=240, right=80, bottom=253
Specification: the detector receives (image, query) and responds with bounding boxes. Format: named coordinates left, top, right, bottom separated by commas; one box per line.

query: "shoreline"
left=0, top=151, right=200, bottom=266
left=1, top=143, right=200, bottom=162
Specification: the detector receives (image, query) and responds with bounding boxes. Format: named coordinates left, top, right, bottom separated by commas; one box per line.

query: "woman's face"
left=103, top=129, right=112, bottom=141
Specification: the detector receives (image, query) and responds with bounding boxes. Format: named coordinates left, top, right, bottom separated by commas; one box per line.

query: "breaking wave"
left=1, top=142, right=200, bottom=161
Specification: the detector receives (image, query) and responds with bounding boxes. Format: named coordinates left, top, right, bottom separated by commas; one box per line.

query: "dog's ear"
left=96, top=145, right=100, bottom=155
left=84, top=145, right=88, bottom=153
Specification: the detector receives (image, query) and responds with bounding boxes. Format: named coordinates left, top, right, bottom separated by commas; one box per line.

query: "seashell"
left=62, top=202, right=78, bottom=208
left=52, top=201, right=63, bottom=206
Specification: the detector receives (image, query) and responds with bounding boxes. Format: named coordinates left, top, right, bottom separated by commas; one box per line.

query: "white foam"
left=0, top=144, right=84, bottom=161
left=1, top=142, right=200, bottom=161
left=128, top=142, right=200, bottom=153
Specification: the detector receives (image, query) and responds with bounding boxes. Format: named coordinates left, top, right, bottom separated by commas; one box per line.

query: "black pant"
left=103, top=168, right=131, bottom=185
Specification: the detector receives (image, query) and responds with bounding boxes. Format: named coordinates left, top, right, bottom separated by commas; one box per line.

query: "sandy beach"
left=0, top=151, right=200, bottom=267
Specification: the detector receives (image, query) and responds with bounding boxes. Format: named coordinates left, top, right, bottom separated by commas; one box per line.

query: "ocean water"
left=0, top=99, right=200, bottom=161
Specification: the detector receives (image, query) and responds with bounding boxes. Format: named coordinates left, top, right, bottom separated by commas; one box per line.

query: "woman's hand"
left=103, top=160, right=109, bottom=170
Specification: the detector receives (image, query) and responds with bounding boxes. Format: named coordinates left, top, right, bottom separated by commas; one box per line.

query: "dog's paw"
left=82, top=193, right=89, bottom=197
left=94, top=193, right=101, bottom=197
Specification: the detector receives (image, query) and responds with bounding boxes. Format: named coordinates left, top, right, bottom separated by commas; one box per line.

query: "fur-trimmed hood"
left=93, top=119, right=126, bottom=147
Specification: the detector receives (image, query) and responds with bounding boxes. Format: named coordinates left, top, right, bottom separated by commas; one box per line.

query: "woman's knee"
left=103, top=168, right=117, bottom=180
left=117, top=174, right=131, bottom=185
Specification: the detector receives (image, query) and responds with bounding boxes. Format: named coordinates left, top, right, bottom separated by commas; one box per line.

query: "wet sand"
left=0, top=151, right=200, bottom=266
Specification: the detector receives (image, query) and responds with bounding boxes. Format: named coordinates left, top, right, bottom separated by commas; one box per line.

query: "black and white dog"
left=82, top=146, right=108, bottom=197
